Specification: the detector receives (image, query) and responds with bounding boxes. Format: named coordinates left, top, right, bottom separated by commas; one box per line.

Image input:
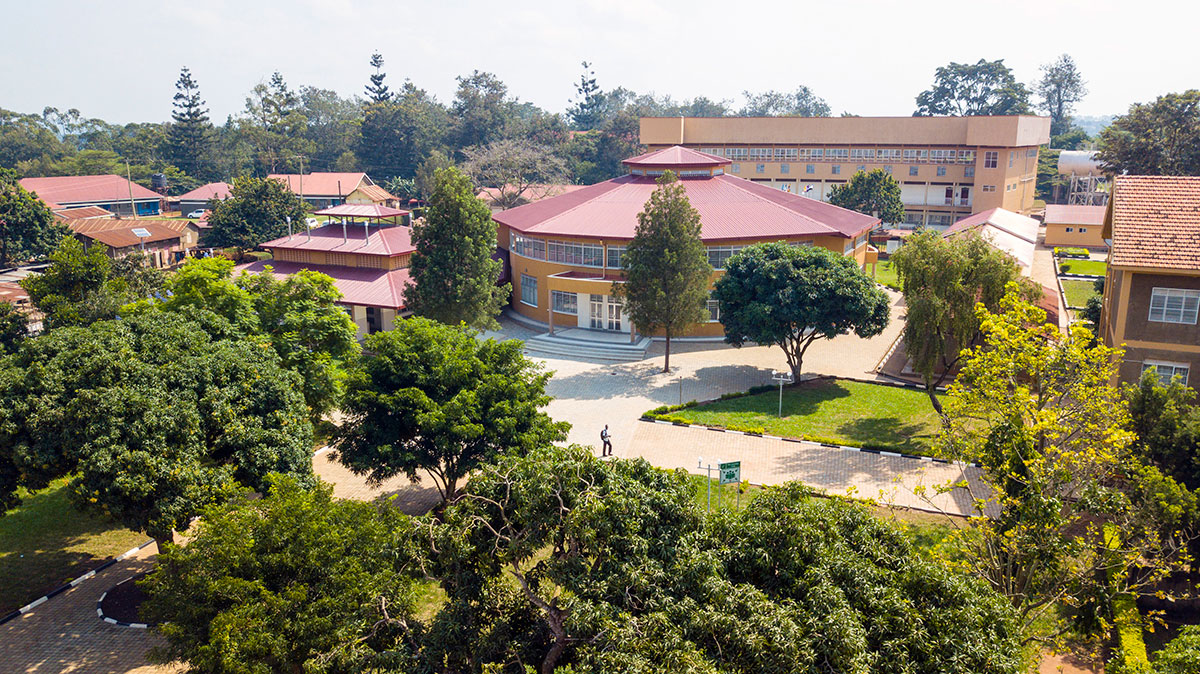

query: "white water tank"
left=1058, top=150, right=1103, bottom=175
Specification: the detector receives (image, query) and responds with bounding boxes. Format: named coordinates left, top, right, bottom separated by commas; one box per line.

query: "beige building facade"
left=640, top=116, right=1051, bottom=229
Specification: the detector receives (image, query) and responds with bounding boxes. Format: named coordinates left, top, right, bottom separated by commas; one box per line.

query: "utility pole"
left=126, top=159, right=136, bottom=218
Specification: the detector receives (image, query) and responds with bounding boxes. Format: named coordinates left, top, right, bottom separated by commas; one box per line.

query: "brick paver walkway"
left=625, top=421, right=991, bottom=516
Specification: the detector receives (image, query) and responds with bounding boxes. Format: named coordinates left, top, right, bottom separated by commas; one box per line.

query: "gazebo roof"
left=313, top=203, right=410, bottom=219
left=621, top=146, right=730, bottom=169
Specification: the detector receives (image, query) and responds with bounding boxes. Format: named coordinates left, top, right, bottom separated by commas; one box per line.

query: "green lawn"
left=1058, top=259, right=1107, bottom=276
left=0, top=478, right=147, bottom=614
left=1061, top=279, right=1101, bottom=308
left=669, top=379, right=943, bottom=454
left=872, top=260, right=901, bottom=290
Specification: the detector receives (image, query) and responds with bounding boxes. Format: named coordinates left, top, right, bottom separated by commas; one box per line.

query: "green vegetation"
left=1058, top=258, right=1107, bottom=276
left=873, top=259, right=901, bottom=290
left=1062, top=278, right=1101, bottom=308
left=1054, top=246, right=1090, bottom=257
left=0, top=478, right=146, bottom=613
left=662, top=379, right=944, bottom=454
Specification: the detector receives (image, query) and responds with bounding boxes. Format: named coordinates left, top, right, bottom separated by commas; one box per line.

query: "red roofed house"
left=66, top=218, right=201, bottom=268
left=177, top=182, right=232, bottom=216
left=1043, top=204, right=1108, bottom=249
left=268, top=172, right=399, bottom=209
left=1100, top=176, right=1200, bottom=388
left=494, top=146, right=880, bottom=338
left=237, top=204, right=412, bottom=337
left=19, top=175, right=162, bottom=216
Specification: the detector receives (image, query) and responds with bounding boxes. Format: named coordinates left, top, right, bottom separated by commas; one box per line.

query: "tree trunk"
left=926, top=385, right=944, bottom=415
left=663, top=332, right=671, bottom=373
left=154, top=534, right=173, bottom=555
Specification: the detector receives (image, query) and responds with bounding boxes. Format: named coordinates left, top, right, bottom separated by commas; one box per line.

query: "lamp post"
left=771, top=370, right=793, bottom=417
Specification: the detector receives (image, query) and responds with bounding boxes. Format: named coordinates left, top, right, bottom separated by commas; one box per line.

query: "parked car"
left=186, top=209, right=208, bottom=219
left=306, top=217, right=319, bottom=228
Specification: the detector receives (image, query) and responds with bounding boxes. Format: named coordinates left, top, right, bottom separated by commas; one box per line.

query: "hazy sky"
left=3, top=0, right=1196, bottom=124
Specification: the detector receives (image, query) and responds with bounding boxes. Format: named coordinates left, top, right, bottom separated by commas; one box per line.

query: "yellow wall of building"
left=272, top=248, right=410, bottom=270
left=1043, top=222, right=1108, bottom=248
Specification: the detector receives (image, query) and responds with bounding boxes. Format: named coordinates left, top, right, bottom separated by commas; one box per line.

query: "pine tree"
left=165, top=67, right=214, bottom=180
left=364, top=52, right=391, bottom=104
left=567, top=61, right=607, bottom=130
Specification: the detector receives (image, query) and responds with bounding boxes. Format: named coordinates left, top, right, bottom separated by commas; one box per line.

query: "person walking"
left=600, top=425, right=612, bottom=457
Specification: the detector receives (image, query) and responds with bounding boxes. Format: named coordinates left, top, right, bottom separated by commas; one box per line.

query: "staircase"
left=522, top=331, right=652, bottom=362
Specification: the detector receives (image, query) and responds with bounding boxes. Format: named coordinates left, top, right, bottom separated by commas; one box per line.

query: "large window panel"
left=1149, top=288, right=1200, bottom=324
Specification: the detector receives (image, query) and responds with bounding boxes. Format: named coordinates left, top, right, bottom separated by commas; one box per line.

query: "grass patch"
left=665, top=379, right=944, bottom=455
left=873, top=259, right=901, bottom=290
left=0, top=478, right=147, bottom=614
left=1061, top=279, right=1101, bottom=308
left=1058, top=259, right=1106, bottom=276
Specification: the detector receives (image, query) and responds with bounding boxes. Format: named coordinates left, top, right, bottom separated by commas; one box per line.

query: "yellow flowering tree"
left=934, top=284, right=1193, bottom=639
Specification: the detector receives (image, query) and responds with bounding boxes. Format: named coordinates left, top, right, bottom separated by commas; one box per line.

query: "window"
left=984, top=151, right=998, bottom=169
left=944, top=186, right=954, bottom=204
left=1008, top=151, right=1014, bottom=168
left=883, top=165, right=893, bottom=174
left=1027, top=148, right=1038, bottom=157
left=707, top=295, right=721, bottom=322
left=366, top=306, right=382, bottom=334
left=832, top=165, right=841, bottom=175
left=726, top=147, right=748, bottom=160
left=930, top=149, right=955, bottom=163
left=756, top=163, right=765, bottom=174
left=982, top=185, right=996, bottom=192
left=937, top=166, right=947, bottom=177
left=909, top=166, right=919, bottom=176
left=547, top=240, right=604, bottom=267
left=1065, top=227, right=1074, bottom=233
left=958, top=150, right=976, bottom=164
left=520, top=274, right=537, bottom=306
left=850, top=148, right=875, bottom=160
left=701, top=148, right=724, bottom=157
left=826, top=148, right=849, bottom=160
left=1149, top=288, right=1200, bottom=324
left=809, top=148, right=824, bottom=160
left=964, top=166, right=975, bottom=177
left=877, top=149, right=902, bottom=161
left=1079, top=227, right=1088, bottom=233
left=511, top=232, right=546, bottom=260
left=781, top=163, right=790, bottom=174
left=606, top=245, right=625, bottom=269
left=1143, top=362, right=1190, bottom=386
left=774, top=148, right=798, bottom=161
left=707, top=245, right=745, bottom=269
left=806, top=164, right=815, bottom=174
left=679, top=169, right=710, bottom=177
left=731, top=163, right=740, bottom=173
left=748, top=147, right=772, bottom=161
left=551, top=290, right=577, bottom=315
left=903, top=212, right=924, bottom=226
left=856, top=165, right=866, bottom=172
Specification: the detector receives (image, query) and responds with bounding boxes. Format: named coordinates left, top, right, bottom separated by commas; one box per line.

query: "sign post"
left=719, top=461, right=740, bottom=511
left=771, top=370, right=794, bottom=417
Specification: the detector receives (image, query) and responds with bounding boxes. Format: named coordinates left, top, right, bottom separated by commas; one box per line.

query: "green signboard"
left=718, top=461, right=741, bottom=485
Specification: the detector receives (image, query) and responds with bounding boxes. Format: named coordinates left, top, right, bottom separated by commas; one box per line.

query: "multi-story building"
left=640, top=116, right=1051, bottom=229
left=494, top=146, right=878, bottom=338
left=1100, top=176, right=1200, bottom=388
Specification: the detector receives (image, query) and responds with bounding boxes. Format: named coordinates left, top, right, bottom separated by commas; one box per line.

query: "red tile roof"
left=493, top=172, right=877, bottom=242
left=52, top=205, right=114, bottom=220
left=313, top=203, right=409, bottom=219
left=236, top=259, right=409, bottom=309
left=269, top=172, right=367, bottom=198
left=177, top=182, right=231, bottom=201
left=477, top=184, right=588, bottom=208
left=65, top=218, right=196, bottom=237
left=622, top=146, right=729, bottom=168
left=1044, top=204, right=1106, bottom=226
left=260, top=223, right=415, bottom=257
left=20, top=175, right=161, bottom=206
left=1108, top=176, right=1200, bottom=270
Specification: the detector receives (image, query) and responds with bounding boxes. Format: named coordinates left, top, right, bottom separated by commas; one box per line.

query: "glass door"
left=607, top=297, right=622, bottom=331
left=589, top=294, right=605, bottom=330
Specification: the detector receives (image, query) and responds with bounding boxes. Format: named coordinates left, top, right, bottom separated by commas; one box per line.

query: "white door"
left=589, top=294, right=605, bottom=329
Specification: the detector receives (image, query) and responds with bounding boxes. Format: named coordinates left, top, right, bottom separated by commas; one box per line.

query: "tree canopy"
left=914, top=59, right=1032, bottom=116
left=463, top=137, right=568, bottom=209
left=738, top=86, right=831, bottom=117
left=204, top=175, right=309, bottom=254
left=616, top=170, right=711, bottom=372
left=713, top=242, right=890, bottom=378
left=1096, top=90, right=1200, bottom=175
left=1035, top=54, right=1088, bottom=137
left=334, top=317, right=568, bottom=503
left=0, top=168, right=68, bottom=267
left=827, top=168, right=904, bottom=224
left=405, top=166, right=510, bottom=330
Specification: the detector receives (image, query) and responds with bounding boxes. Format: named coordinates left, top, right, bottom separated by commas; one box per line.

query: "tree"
left=935, top=287, right=1193, bottom=636
left=205, top=175, right=309, bottom=255
left=567, top=61, right=607, bottom=130
left=1154, top=626, right=1200, bottom=674
left=358, top=82, right=448, bottom=181
left=433, top=445, right=1025, bottom=674
left=890, top=229, right=1037, bottom=413
left=914, top=59, right=1032, bottom=116
left=0, top=303, right=28, bottom=354
left=241, top=71, right=315, bottom=174
left=1035, top=54, right=1088, bottom=137
left=1125, top=368, right=1200, bottom=490
left=142, top=475, right=423, bottom=673
left=413, top=149, right=452, bottom=200
left=298, top=86, right=362, bottom=173
left=449, top=71, right=516, bottom=152
left=616, top=171, right=711, bottom=372
left=462, top=137, right=568, bottom=209
left=738, top=86, right=831, bottom=117
left=364, top=52, right=391, bottom=104
left=1097, top=90, right=1200, bottom=176
left=405, top=167, right=510, bottom=329
left=0, top=310, right=314, bottom=547
left=713, top=242, right=890, bottom=379
left=20, top=237, right=163, bottom=329
left=164, top=67, right=215, bottom=180
left=0, top=169, right=68, bottom=267
left=333, top=317, right=568, bottom=503
left=827, top=168, right=905, bottom=224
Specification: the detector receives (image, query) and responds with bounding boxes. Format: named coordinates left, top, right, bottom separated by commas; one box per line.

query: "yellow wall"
left=1043, top=221, right=1108, bottom=248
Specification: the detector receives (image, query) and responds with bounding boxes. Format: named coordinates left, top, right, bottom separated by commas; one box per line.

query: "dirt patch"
left=100, top=573, right=153, bottom=625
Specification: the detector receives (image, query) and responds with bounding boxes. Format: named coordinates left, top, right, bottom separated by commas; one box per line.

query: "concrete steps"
left=522, top=332, right=652, bottom=362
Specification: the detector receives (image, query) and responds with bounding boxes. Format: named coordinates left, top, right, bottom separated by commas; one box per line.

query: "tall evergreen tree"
left=617, top=171, right=711, bottom=373
left=165, top=67, right=215, bottom=180
left=567, top=61, right=607, bottom=131
left=364, top=52, right=391, bottom=104
left=405, top=167, right=510, bottom=329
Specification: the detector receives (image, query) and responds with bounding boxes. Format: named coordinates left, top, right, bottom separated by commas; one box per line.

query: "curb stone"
left=96, top=575, right=149, bottom=629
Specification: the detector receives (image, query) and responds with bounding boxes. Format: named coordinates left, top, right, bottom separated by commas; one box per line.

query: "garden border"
left=0, top=539, right=155, bottom=626
left=95, top=574, right=149, bottom=629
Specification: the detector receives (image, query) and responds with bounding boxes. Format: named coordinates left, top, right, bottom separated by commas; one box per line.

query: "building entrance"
left=589, top=294, right=622, bottom=331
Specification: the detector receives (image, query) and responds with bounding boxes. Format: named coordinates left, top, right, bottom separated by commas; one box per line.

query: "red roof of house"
left=20, top=175, right=161, bottom=206
left=477, top=184, right=589, bottom=208
left=493, top=172, right=878, bottom=241
left=260, top=223, right=415, bottom=257
left=353, top=183, right=397, bottom=204
left=177, top=182, right=231, bottom=201
left=313, top=203, right=409, bottom=219
left=1107, top=176, right=1200, bottom=270
left=75, top=222, right=182, bottom=248
left=236, top=259, right=409, bottom=309
left=52, top=205, right=114, bottom=220
left=1043, top=204, right=1106, bottom=226
left=269, top=172, right=368, bottom=198
left=622, top=146, right=729, bottom=168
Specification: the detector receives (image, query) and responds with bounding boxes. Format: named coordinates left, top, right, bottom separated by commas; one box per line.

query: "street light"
left=771, top=370, right=793, bottom=417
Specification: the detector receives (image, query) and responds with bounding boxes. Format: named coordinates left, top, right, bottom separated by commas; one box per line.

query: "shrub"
left=1107, top=595, right=1151, bottom=674
left=1054, top=246, right=1090, bottom=258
